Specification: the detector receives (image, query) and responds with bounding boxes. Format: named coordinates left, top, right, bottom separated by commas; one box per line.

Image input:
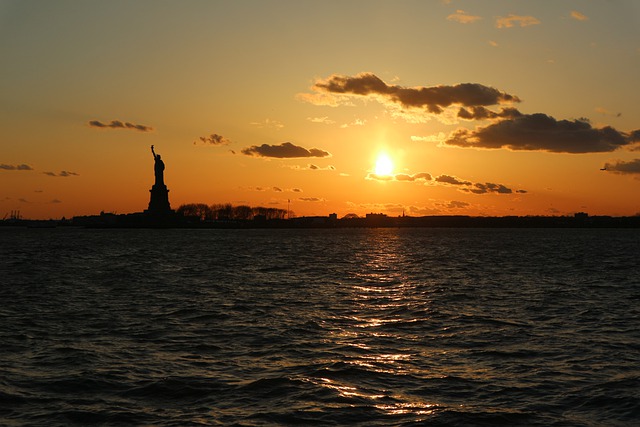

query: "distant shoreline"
left=3, top=212, right=639, bottom=229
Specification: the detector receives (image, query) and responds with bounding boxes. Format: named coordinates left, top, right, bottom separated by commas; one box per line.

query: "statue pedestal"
left=146, top=184, right=172, bottom=214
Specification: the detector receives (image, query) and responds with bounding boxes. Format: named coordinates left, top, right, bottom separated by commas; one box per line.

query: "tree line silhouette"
left=176, top=203, right=289, bottom=221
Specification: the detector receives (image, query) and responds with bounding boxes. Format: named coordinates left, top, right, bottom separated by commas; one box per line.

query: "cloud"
left=366, top=171, right=524, bottom=194
left=43, top=171, right=79, bottom=177
left=0, top=164, right=33, bottom=171
left=88, top=120, right=153, bottom=132
left=195, top=133, right=231, bottom=146
left=307, top=116, right=336, bottom=124
left=366, top=172, right=432, bottom=182
left=308, top=164, right=336, bottom=171
left=302, top=72, right=520, bottom=115
left=496, top=14, right=541, bottom=28
left=299, top=197, right=325, bottom=202
left=462, top=182, right=525, bottom=194
left=395, top=172, right=433, bottom=182
left=443, top=113, right=640, bottom=153
left=446, top=200, right=470, bottom=209
left=435, top=175, right=471, bottom=186
left=250, top=119, right=284, bottom=130
left=570, top=11, right=588, bottom=21
left=457, top=106, right=522, bottom=120
left=447, top=10, right=481, bottom=24
left=241, top=142, right=330, bottom=158
left=412, top=133, right=446, bottom=143
left=340, top=118, right=367, bottom=128
left=434, top=174, right=525, bottom=194
left=603, top=159, right=640, bottom=175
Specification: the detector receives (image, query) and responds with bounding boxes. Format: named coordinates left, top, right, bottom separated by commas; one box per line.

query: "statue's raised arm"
left=151, top=144, right=157, bottom=159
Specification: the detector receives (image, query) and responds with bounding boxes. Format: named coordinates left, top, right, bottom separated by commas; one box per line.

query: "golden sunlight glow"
left=374, top=153, right=394, bottom=176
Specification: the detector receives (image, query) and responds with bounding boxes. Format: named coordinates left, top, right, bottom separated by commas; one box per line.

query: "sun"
left=374, top=153, right=394, bottom=176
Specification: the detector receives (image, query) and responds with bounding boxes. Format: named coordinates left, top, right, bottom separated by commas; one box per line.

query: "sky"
left=1, top=0, right=639, bottom=219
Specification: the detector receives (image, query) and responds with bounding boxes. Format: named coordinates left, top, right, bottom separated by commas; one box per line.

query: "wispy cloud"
left=250, top=119, right=284, bottom=130
left=195, top=133, right=232, bottom=146
left=447, top=10, right=481, bottom=24
left=307, top=116, right=336, bottom=124
left=299, top=197, right=325, bottom=202
left=444, top=114, right=640, bottom=153
left=340, top=118, right=367, bottom=128
left=308, top=164, right=336, bottom=171
left=43, top=171, right=80, bottom=177
left=495, top=14, right=541, bottom=28
left=241, top=142, right=330, bottom=158
left=412, top=133, right=446, bottom=143
left=570, top=11, right=588, bottom=21
left=603, top=159, right=640, bottom=175
left=0, top=164, right=33, bottom=171
left=366, top=172, right=432, bottom=182
left=88, top=120, right=153, bottom=132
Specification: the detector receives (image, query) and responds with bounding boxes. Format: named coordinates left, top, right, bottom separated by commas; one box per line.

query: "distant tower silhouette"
left=146, top=145, right=172, bottom=214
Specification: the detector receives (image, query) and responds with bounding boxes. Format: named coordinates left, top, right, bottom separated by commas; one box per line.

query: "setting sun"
left=374, top=153, right=394, bottom=176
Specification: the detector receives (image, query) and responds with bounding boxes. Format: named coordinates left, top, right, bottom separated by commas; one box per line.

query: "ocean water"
left=1, top=227, right=639, bottom=426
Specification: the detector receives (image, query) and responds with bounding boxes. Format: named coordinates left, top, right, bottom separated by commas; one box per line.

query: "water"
left=1, top=227, right=639, bottom=426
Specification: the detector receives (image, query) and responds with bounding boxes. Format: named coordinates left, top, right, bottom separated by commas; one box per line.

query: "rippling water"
left=1, top=227, right=639, bottom=426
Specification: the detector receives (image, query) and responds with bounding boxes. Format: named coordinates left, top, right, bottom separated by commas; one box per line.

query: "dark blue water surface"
left=1, top=227, right=639, bottom=426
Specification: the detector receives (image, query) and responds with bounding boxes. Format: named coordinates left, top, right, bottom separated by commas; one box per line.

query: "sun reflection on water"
left=303, top=229, right=441, bottom=420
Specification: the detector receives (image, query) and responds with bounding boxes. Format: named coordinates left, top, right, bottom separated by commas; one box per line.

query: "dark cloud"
left=88, top=120, right=153, bottom=132
left=309, top=72, right=520, bottom=113
left=603, top=159, right=640, bottom=174
left=444, top=113, right=640, bottom=153
left=196, top=133, right=231, bottom=145
left=241, top=142, right=330, bottom=158
left=366, top=171, right=523, bottom=194
left=435, top=175, right=471, bottom=186
left=43, top=171, right=79, bottom=177
left=457, top=106, right=522, bottom=120
left=0, top=164, right=33, bottom=170
left=462, top=182, right=523, bottom=194
left=435, top=175, right=525, bottom=194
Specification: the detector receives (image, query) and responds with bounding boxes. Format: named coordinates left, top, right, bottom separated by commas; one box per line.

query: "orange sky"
left=1, top=1, right=639, bottom=219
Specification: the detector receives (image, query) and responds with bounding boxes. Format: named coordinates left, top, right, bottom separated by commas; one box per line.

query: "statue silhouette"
left=151, top=145, right=165, bottom=186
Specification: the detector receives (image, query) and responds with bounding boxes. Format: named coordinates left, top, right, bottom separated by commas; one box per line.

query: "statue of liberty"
left=151, top=145, right=165, bottom=186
